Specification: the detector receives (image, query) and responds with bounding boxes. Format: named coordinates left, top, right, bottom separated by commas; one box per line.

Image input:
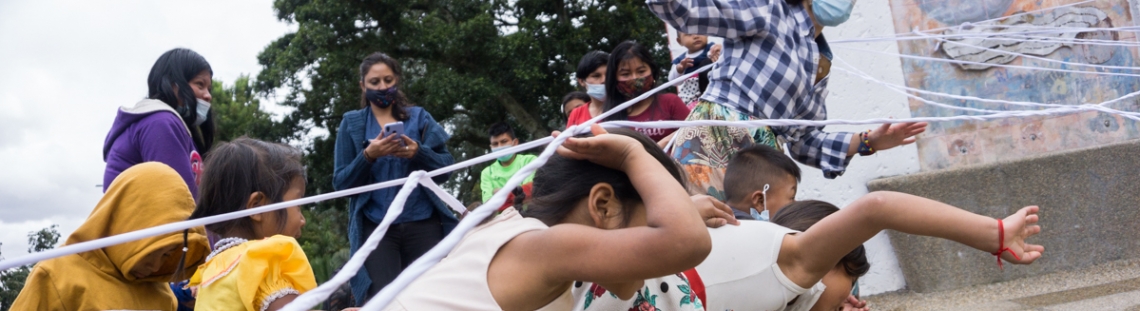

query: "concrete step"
left=865, top=258, right=1140, bottom=311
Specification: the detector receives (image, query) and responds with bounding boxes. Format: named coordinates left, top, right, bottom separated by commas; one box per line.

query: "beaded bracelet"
left=858, top=130, right=875, bottom=156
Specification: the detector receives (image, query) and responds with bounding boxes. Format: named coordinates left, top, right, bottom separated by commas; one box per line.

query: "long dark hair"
left=147, top=48, right=215, bottom=155
left=603, top=41, right=661, bottom=121
left=359, top=52, right=411, bottom=121
left=771, top=200, right=871, bottom=278
left=188, top=137, right=306, bottom=237
left=522, top=128, right=684, bottom=226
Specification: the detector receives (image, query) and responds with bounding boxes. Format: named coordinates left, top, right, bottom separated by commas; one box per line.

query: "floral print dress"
left=669, top=101, right=781, bottom=200
left=572, top=273, right=703, bottom=311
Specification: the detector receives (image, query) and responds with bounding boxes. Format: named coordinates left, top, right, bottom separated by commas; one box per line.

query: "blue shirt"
left=648, top=0, right=854, bottom=178
left=363, top=108, right=436, bottom=224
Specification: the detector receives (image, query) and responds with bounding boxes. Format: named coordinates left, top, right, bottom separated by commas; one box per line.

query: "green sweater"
left=480, top=154, right=538, bottom=202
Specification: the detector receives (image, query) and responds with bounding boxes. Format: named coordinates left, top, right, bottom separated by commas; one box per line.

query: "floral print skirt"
left=668, top=100, right=781, bottom=201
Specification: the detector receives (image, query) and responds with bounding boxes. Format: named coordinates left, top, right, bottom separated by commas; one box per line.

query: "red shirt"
left=626, top=93, right=690, bottom=142
left=566, top=104, right=594, bottom=128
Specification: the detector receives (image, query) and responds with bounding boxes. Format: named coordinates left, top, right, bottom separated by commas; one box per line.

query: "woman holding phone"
left=333, top=52, right=458, bottom=306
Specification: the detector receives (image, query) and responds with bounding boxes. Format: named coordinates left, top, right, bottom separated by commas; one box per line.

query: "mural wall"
left=888, top=0, right=1140, bottom=171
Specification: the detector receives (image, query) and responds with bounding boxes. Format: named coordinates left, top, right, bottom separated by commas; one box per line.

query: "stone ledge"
left=867, top=139, right=1140, bottom=293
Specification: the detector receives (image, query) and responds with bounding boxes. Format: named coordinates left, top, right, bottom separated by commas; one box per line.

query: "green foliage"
left=0, top=225, right=62, bottom=310
left=210, top=76, right=296, bottom=143
left=257, top=0, right=671, bottom=205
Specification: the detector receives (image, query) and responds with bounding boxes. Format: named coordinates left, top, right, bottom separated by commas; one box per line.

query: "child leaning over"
left=11, top=162, right=211, bottom=310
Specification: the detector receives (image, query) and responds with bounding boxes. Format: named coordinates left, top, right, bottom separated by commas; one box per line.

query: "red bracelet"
left=992, top=218, right=1020, bottom=270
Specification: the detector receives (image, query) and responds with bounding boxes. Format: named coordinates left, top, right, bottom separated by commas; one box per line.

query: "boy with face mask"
left=479, top=122, right=538, bottom=202
left=723, top=144, right=801, bottom=221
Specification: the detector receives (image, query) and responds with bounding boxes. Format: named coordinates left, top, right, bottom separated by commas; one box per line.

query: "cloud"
left=0, top=0, right=293, bottom=259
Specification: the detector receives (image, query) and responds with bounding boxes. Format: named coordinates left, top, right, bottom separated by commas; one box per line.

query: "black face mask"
left=366, top=86, right=398, bottom=108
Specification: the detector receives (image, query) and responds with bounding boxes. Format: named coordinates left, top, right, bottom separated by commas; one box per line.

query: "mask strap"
left=760, top=184, right=770, bottom=215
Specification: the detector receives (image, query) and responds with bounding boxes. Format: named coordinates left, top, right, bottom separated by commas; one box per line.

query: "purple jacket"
left=103, top=99, right=201, bottom=198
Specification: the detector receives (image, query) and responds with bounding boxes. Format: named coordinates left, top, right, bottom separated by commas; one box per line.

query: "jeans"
left=361, top=215, right=444, bottom=302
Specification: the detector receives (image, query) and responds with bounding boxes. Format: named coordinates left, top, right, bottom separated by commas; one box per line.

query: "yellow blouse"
left=189, top=235, right=318, bottom=311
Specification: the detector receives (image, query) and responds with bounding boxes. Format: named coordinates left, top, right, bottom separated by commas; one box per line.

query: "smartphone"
left=382, top=121, right=406, bottom=146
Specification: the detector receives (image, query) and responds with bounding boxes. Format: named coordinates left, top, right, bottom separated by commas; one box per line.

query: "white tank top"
left=385, top=207, right=573, bottom=311
left=696, top=220, right=827, bottom=311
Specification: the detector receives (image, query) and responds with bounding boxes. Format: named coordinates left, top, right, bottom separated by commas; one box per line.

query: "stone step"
left=865, top=258, right=1140, bottom=311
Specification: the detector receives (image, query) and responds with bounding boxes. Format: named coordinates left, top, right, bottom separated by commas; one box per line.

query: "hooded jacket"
left=11, top=162, right=210, bottom=311
left=103, top=99, right=202, bottom=198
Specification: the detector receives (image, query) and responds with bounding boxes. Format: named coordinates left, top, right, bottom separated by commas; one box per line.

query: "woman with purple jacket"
left=101, top=48, right=216, bottom=311
left=103, top=48, right=215, bottom=199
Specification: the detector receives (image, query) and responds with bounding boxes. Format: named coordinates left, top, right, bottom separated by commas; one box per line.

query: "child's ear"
left=247, top=192, right=267, bottom=222
left=749, top=190, right=766, bottom=210
left=586, top=183, right=622, bottom=228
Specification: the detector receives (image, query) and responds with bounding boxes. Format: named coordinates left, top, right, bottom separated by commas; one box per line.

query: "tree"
left=211, top=76, right=296, bottom=143
left=256, top=0, right=672, bottom=205
left=0, top=225, right=61, bottom=310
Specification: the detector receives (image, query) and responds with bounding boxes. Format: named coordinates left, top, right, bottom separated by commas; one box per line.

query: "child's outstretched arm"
left=778, top=191, right=1044, bottom=288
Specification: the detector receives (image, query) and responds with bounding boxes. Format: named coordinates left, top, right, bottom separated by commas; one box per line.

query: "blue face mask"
left=366, top=86, right=398, bottom=108
left=811, top=0, right=855, bottom=27
left=194, top=99, right=211, bottom=127
left=586, top=83, right=606, bottom=101
left=751, top=208, right=770, bottom=222
left=491, top=146, right=515, bottom=163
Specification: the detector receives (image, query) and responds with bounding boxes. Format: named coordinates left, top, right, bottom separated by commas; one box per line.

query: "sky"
left=0, top=0, right=293, bottom=259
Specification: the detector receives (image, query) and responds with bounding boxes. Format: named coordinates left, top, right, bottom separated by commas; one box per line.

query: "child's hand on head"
left=556, top=124, right=643, bottom=172
left=999, top=205, right=1045, bottom=265
left=691, top=195, right=738, bottom=228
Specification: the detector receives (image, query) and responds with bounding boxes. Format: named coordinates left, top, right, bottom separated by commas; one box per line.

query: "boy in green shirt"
left=480, top=122, right=537, bottom=202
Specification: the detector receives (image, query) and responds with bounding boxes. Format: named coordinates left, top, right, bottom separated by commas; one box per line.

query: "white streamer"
left=830, top=25, right=1140, bottom=44
left=917, top=30, right=1140, bottom=72
left=835, top=45, right=1140, bottom=78
left=281, top=171, right=426, bottom=311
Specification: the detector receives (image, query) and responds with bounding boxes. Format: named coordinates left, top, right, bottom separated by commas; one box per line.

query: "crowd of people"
left=9, top=0, right=1047, bottom=310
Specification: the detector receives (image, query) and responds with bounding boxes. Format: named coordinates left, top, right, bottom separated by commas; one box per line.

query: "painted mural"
left=887, top=0, right=1140, bottom=171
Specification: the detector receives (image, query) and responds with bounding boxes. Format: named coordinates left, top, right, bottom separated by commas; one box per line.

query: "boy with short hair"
left=479, top=122, right=538, bottom=202
left=722, top=144, right=801, bottom=220
left=669, top=32, right=721, bottom=106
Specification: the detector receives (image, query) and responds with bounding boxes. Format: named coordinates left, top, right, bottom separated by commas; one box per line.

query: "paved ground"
left=865, top=258, right=1140, bottom=310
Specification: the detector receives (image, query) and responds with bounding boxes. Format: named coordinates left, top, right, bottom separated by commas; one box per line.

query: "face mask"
left=586, top=83, right=606, bottom=101
left=194, top=99, right=211, bottom=127
left=751, top=184, right=772, bottom=221
left=491, top=146, right=515, bottom=163
left=366, top=86, right=399, bottom=108
left=811, top=0, right=856, bottom=27
left=616, top=75, right=656, bottom=98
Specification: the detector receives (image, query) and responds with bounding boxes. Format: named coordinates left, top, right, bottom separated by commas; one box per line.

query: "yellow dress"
left=189, top=235, right=318, bottom=311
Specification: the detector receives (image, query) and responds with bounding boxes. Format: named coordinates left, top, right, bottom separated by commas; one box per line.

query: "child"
left=548, top=137, right=1040, bottom=311
left=603, top=41, right=692, bottom=147
left=722, top=144, right=800, bottom=221
left=383, top=126, right=712, bottom=310
left=669, top=32, right=721, bottom=106
left=770, top=200, right=870, bottom=311
left=11, top=162, right=211, bottom=310
left=186, top=138, right=316, bottom=311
